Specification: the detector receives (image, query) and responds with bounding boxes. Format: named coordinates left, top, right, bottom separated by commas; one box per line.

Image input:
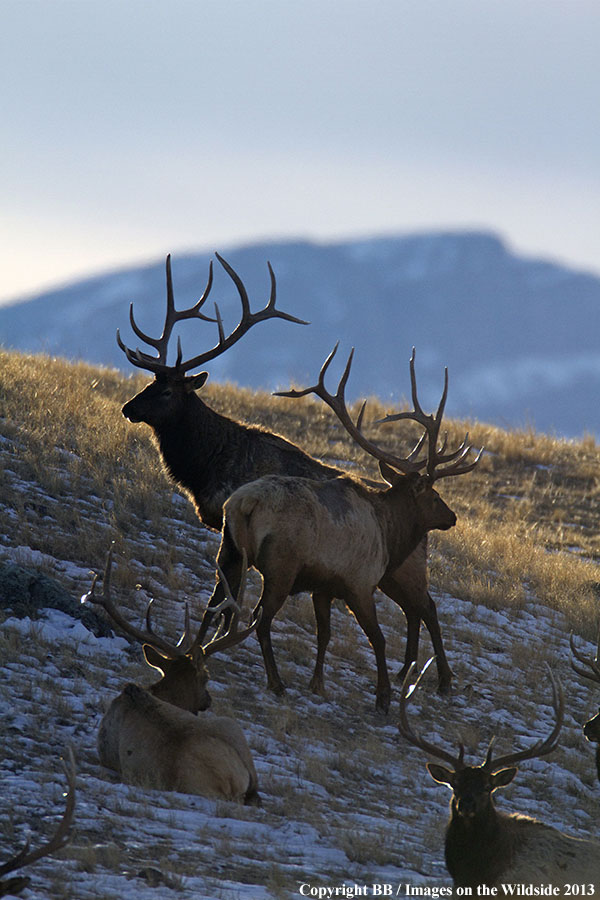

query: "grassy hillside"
left=1, top=348, right=600, bottom=898
left=2, top=349, right=599, bottom=629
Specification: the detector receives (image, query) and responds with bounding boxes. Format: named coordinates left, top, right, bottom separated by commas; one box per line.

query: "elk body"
left=220, top=469, right=456, bottom=710
left=86, top=550, right=261, bottom=805
left=118, top=255, right=476, bottom=695
left=399, top=661, right=600, bottom=887
left=571, top=631, right=600, bottom=782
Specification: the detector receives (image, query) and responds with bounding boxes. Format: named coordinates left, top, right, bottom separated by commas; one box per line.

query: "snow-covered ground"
left=2, top=530, right=600, bottom=898
left=1, top=404, right=599, bottom=898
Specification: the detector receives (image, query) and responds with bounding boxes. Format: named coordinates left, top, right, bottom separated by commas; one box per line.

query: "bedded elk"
left=217, top=347, right=480, bottom=712
left=118, top=255, right=472, bottom=693
left=399, top=660, right=600, bottom=887
left=83, top=548, right=261, bottom=804
left=0, top=750, right=75, bottom=898
left=570, top=630, right=600, bottom=781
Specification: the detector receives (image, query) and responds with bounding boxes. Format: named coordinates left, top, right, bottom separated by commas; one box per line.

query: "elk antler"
left=399, top=660, right=563, bottom=775
left=570, top=628, right=600, bottom=684
left=0, top=748, right=76, bottom=894
left=484, top=666, right=563, bottom=771
left=398, top=658, right=466, bottom=768
left=199, top=551, right=262, bottom=658
left=81, top=544, right=193, bottom=658
left=376, top=348, right=483, bottom=480
left=82, top=545, right=259, bottom=660
left=276, top=344, right=482, bottom=480
left=117, top=253, right=308, bottom=375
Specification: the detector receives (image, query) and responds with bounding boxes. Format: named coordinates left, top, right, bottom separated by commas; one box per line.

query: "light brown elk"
left=118, top=255, right=465, bottom=695
left=84, top=548, right=261, bottom=804
left=399, top=659, right=600, bottom=887
left=571, top=630, right=600, bottom=781
left=217, top=346, right=480, bottom=712
left=0, top=750, right=75, bottom=898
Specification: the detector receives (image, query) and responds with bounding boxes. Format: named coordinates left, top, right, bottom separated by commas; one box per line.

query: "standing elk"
left=399, top=660, right=600, bottom=887
left=570, top=630, right=600, bottom=781
left=83, top=548, right=261, bottom=804
left=217, top=347, right=480, bottom=712
left=118, top=254, right=478, bottom=694
left=0, top=750, right=75, bottom=898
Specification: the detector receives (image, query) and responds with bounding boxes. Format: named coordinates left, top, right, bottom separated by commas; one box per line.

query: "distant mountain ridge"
left=1, top=232, right=600, bottom=438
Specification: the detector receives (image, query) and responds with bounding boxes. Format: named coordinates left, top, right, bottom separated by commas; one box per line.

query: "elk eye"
left=161, top=388, right=172, bottom=398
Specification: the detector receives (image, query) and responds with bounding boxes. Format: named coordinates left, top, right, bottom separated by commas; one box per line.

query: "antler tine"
left=487, top=666, right=564, bottom=771
left=174, top=254, right=309, bottom=374
left=377, top=349, right=483, bottom=481
left=82, top=545, right=188, bottom=659
left=398, top=659, right=465, bottom=769
left=0, top=748, right=76, bottom=878
left=201, top=551, right=262, bottom=658
left=570, top=630, right=600, bottom=684
left=116, top=255, right=217, bottom=374
left=276, top=344, right=427, bottom=475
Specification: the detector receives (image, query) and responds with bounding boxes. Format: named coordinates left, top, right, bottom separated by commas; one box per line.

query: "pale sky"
left=1, top=0, right=599, bottom=305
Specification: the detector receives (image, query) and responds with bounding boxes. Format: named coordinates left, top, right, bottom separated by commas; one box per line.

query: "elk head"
left=276, top=343, right=482, bottom=525
left=83, top=545, right=259, bottom=714
left=0, top=750, right=75, bottom=898
left=398, top=659, right=564, bottom=826
left=118, top=253, right=307, bottom=428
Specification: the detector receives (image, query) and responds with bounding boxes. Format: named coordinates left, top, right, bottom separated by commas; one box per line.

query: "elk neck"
left=445, top=797, right=514, bottom=888
left=153, top=394, right=246, bottom=530
left=376, top=482, right=428, bottom=570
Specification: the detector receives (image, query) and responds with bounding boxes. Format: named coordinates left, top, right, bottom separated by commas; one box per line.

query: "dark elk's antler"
left=117, top=253, right=308, bottom=375
left=570, top=627, right=600, bottom=684
left=276, top=344, right=482, bottom=480
left=399, top=659, right=564, bottom=773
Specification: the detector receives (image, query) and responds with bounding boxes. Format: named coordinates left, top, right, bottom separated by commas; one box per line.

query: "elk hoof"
left=375, top=693, right=391, bottom=716
left=437, top=677, right=453, bottom=696
left=309, top=676, right=327, bottom=697
left=268, top=680, right=286, bottom=696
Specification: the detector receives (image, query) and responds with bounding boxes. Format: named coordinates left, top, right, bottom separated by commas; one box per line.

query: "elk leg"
left=397, top=610, right=421, bottom=685
left=379, top=543, right=453, bottom=695
left=197, top=524, right=244, bottom=642
left=345, top=593, right=391, bottom=714
left=421, top=591, right=453, bottom=693
left=254, top=573, right=293, bottom=696
left=309, top=591, right=332, bottom=696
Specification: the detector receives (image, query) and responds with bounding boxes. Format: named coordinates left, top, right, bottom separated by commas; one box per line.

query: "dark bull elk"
left=399, top=659, right=600, bottom=887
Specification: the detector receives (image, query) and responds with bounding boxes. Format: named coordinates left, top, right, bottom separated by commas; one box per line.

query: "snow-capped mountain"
left=2, top=232, right=600, bottom=438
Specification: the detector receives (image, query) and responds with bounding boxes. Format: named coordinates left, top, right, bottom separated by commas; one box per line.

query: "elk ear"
left=185, top=371, right=209, bottom=393
left=378, top=460, right=398, bottom=486
left=142, top=643, right=172, bottom=675
left=426, top=763, right=455, bottom=787
left=490, top=767, right=518, bottom=791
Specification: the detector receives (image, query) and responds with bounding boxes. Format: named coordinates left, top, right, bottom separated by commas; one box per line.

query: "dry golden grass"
left=1, top=347, right=599, bottom=641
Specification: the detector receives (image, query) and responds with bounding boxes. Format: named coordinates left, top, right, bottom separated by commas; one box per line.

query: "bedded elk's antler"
left=276, top=344, right=482, bottom=480
left=117, top=253, right=308, bottom=375
left=570, top=629, right=600, bottom=684
left=0, top=749, right=76, bottom=898
left=399, top=659, right=564, bottom=773
left=82, top=545, right=259, bottom=660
